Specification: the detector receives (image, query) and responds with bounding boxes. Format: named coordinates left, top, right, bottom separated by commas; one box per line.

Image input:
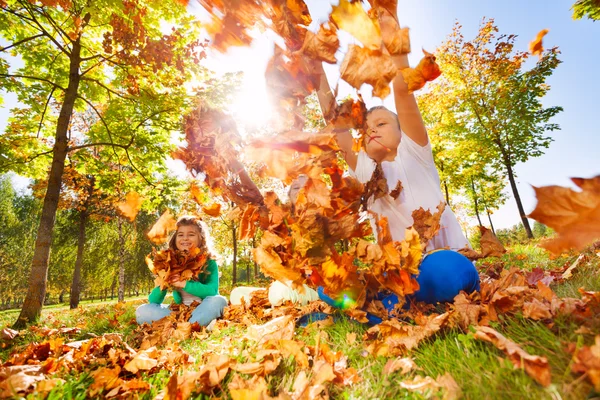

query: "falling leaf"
left=297, top=24, right=339, bottom=64
left=474, top=326, right=551, bottom=387
left=330, top=0, right=381, bottom=50
left=117, top=192, right=143, bottom=222
left=411, top=202, right=445, bottom=247
left=389, top=180, right=403, bottom=200
left=529, top=29, right=549, bottom=59
left=479, top=226, right=507, bottom=258
left=340, top=45, right=397, bottom=98
left=202, top=203, right=222, bottom=217
left=529, top=176, right=600, bottom=254
left=146, top=210, right=177, bottom=245
left=401, top=49, right=442, bottom=93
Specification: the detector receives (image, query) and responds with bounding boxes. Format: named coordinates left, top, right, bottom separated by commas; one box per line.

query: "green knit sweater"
left=148, top=258, right=219, bottom=304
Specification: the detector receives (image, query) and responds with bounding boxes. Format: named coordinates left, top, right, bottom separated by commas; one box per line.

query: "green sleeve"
left=148, top=286, right=167, bottom=304
left=183, top=259, right=219, bottom=299
left=172, top=290, right=183, bottom=304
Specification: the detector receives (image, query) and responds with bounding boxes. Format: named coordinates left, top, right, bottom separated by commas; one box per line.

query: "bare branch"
left=0, top=33, right=44, bottom=52
left=37, top=86, right=56, bottom=138
left=68, top=142, right=132, bottom=151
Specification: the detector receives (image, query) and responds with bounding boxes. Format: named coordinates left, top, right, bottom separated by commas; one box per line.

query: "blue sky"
left=2, top=0, right=598, bottom=230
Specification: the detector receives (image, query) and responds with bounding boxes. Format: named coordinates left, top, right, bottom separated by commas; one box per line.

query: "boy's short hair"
left=366, top=106, right=401, bottom=130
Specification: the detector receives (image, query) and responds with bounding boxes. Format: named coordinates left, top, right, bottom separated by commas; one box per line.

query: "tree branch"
left=0, top=149, right=54, bottom=170
left=0, top=73, right=66, bottom=91
left=81, top=77, right=131, bottom=100
left=37, top=86, right=56, bottom=138
left=18, top=0, right=71, bottom=56
left=0, top=33, right=44, bottom=52
left=77, top=95, right=156, bottom=187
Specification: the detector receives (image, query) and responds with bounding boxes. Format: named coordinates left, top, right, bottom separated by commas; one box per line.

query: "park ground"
left=1, top=241, right=599, bottom=400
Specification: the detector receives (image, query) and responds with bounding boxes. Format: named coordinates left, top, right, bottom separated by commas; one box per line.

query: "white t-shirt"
left=349, top=132, right=469, bottom=251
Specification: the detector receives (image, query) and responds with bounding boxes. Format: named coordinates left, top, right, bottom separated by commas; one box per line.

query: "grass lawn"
left=1, top=242, right=599, bottom=399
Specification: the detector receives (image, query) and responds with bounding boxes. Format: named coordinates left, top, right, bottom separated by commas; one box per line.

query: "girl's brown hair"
left=168, top=216, right=213, bottom=258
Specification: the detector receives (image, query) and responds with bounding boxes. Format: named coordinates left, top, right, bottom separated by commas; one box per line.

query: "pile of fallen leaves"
left=145, top=247, right=209, bottom=290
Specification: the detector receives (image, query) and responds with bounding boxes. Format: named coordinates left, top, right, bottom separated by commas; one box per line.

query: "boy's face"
left=364, top=109, right=402, bottom=162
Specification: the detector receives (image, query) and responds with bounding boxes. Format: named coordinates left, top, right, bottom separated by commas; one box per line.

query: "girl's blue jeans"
left=135, top=295, right=228, bottom=327
left=318, top=250, right=480, bottom=324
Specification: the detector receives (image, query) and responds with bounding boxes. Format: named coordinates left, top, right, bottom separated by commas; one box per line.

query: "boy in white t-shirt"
left=313, top=5, right=479, bottom=313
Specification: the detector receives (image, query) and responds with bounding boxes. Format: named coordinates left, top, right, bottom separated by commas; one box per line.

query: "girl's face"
left=175, top=225, right=201, bottom=251
left=365, top=109, right=402, bottom=163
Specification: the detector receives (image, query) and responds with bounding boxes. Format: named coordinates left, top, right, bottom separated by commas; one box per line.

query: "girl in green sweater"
left=135, top=216, right=227, bottom=327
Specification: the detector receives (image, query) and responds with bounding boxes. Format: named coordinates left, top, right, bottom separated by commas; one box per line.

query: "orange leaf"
left=400, top=49, right=441, bottom=93
left=330, top=0, right=381, bottom=50
left=479, top=226, right=507, bottom=258
left=117, top=192, right=143, bottom=222
left=474, top=326, right=551, bottom=387
left=340, top=45, right=397, bottom=98
left=529, top=29, right=549, bottom=59
left=147, top=210, right=177, bottom=245
left=411, top=202, right=445, bottom=247
left=202, top=203, right=221, bottom=217
left=528, top=176, right=600, bottom=254
left=571, top=335, right=600, bottom=391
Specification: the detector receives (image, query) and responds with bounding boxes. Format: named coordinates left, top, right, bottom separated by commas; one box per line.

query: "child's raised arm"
left=380, top=9, right=429, bottom=147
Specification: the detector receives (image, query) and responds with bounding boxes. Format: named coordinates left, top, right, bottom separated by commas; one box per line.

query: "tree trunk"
left=470, top=178, right=483, bottom=227
left=118, top=217, right=126, bottom=302
left=14, top=35, right=84, bottom=328
left=486, top=208, right=496, bottom=236
left=232, top=223, right=237, bottom=286
left=444, top=182, right=451, bottom=206
left=505, top=160, right=533, bottom=238
left=252, top=235, right=258, bottom=280
left=70, top=209, right=88, bottom=309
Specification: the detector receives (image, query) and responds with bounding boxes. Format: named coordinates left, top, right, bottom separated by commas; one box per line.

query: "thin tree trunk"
left=505, top=161, right=533, bottom=238
left=470, top=178, right=483, bottom=227
left=70, top=209, right=88, bottom=309
left=252, top=235, right=258, bottom=280
left=444, top=182, right=451, bottom=206
left=232, top=224, right=237, bottom=286
left=486, top=208, right=496, bottom=236
left=118, top=217, right=126, bottom=302
left=14, top=34, right=85, bottom=328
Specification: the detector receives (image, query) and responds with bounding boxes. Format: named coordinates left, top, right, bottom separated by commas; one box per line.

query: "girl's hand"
left=171, top=280, right=187, bottom=289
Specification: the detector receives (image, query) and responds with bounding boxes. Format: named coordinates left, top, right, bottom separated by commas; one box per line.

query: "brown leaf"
left=383, top=357, right=418, bottom=375
left=400, top=49, right=441, bottom=93
left=479, top=226, right=507, bottom=258
left=330, top=0, right=381, bottom=50
left=571, top=335, right=600, bottom=391
left=529, top=176, right=600, bottom=254
left=147, top=210, right=177, bottom=245
left=389, top=180, right=403, bottom=200
left=0, top=365, right=45, bottom=398
left=117, top=192, right=143, bottom=222
left=411, top=202, right=445, bottom=246
left=522, top=298, right=552, bottom=320
left=529, top=29, right=549, bottom=59
left=297, top=24, right=339, bottom=64
left=124, top=348, right=158, bottom=374
left=1, top=328, right=19, bottom=341
left=474, top=326, right=551, bottom=387
left=246, top=315, right=295, bottom=344
left=340, top=45, right=397, bottom=99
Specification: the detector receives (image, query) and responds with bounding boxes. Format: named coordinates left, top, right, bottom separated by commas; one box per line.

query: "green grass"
left=1, top=242, right=599, bottom=399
